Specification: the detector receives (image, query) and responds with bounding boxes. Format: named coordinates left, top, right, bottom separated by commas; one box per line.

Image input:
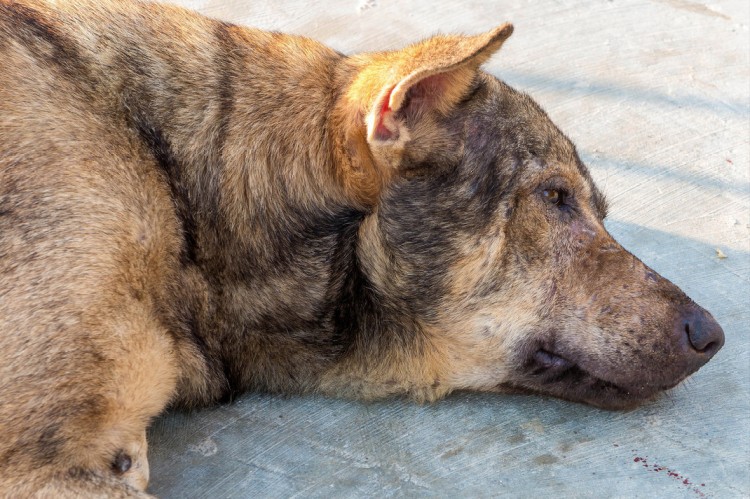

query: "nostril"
left=684, top=311, right=725, bottom=356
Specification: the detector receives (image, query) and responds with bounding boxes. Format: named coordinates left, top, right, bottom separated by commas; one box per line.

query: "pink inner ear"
left=407, top=73, right=449, bottom=111
left=374, top=85, right=397, bottom=141
left=371, top=74, right=451, bottom=142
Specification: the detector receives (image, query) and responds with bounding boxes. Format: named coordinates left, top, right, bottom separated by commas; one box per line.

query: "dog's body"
left=0, top=0, right=725, bottom=495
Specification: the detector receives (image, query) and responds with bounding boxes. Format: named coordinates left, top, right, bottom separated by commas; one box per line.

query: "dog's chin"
left=501, top=348, right=678, bottom=411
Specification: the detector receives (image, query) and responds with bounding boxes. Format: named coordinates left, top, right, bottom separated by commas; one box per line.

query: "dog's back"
left=1, top=0, right=356, bottom=492
left=0, top=0, right=202, bottom=494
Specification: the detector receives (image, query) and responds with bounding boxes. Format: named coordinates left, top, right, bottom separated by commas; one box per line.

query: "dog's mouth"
left=530, top=349, right=631, bottom=394
left=510, top=348, right=676, bottom=410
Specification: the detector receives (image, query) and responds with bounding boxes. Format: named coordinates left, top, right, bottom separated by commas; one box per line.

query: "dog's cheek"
left=446, top=224, right=507, bottom=301
left=434, top=287, right=548, bottom=392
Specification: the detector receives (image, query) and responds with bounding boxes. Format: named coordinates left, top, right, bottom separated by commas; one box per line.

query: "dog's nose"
left=681, top=307, right=724, bottom=359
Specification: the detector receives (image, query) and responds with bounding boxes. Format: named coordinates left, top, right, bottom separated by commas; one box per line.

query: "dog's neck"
left=109, top=21, right=440, bottom=402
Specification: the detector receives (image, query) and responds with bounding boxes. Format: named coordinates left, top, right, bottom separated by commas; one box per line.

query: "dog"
left=0, top=0, right=725, bottom=495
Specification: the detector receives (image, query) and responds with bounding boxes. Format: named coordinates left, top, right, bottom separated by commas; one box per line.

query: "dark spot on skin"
left=112, top=451, right=132, bottom=474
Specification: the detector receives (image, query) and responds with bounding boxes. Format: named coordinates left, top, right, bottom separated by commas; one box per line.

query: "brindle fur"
left=0, top=0, right=723, bottom=495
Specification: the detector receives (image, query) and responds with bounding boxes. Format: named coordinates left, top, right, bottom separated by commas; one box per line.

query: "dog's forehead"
left=467, top=75, right=608, bottom=218
left=483, top=78, right=576, bottom=159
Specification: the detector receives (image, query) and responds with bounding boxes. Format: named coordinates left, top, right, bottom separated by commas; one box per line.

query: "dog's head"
left=333, top=25, right=723, bottom=409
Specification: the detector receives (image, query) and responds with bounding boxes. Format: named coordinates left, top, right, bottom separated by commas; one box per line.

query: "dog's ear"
left=334, top=23, right=513, bottom=206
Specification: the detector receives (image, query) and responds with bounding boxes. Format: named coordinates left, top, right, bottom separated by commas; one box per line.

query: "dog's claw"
left=112, top=451, right=132, bottom=474
left=109, top=432, right=149, bottom=491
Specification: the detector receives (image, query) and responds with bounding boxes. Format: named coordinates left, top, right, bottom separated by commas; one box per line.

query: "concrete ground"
left=147, top=0, right=750, bottom=497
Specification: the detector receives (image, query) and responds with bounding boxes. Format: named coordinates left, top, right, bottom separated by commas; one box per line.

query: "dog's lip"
left=528, top=347, right=641, bottom=397
left=533, top=349, right=574, bottom=370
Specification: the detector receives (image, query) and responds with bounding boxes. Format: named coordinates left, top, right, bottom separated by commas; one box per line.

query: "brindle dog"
left=0, top=0, right=724, bottom=495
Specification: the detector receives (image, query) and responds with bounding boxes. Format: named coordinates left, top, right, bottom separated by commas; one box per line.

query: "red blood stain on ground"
left=632, top=454, right=706, bottom=497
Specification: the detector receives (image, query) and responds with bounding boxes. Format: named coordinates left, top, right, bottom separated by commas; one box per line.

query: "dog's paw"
left=110, top=432, right=149, bottom=491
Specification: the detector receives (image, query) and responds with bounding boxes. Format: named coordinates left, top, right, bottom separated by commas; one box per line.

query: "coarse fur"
left=0, top=0, right=724, bottom=495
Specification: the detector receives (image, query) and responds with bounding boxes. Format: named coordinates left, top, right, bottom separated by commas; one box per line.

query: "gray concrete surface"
left=147, top=0, right=750, bottom=497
